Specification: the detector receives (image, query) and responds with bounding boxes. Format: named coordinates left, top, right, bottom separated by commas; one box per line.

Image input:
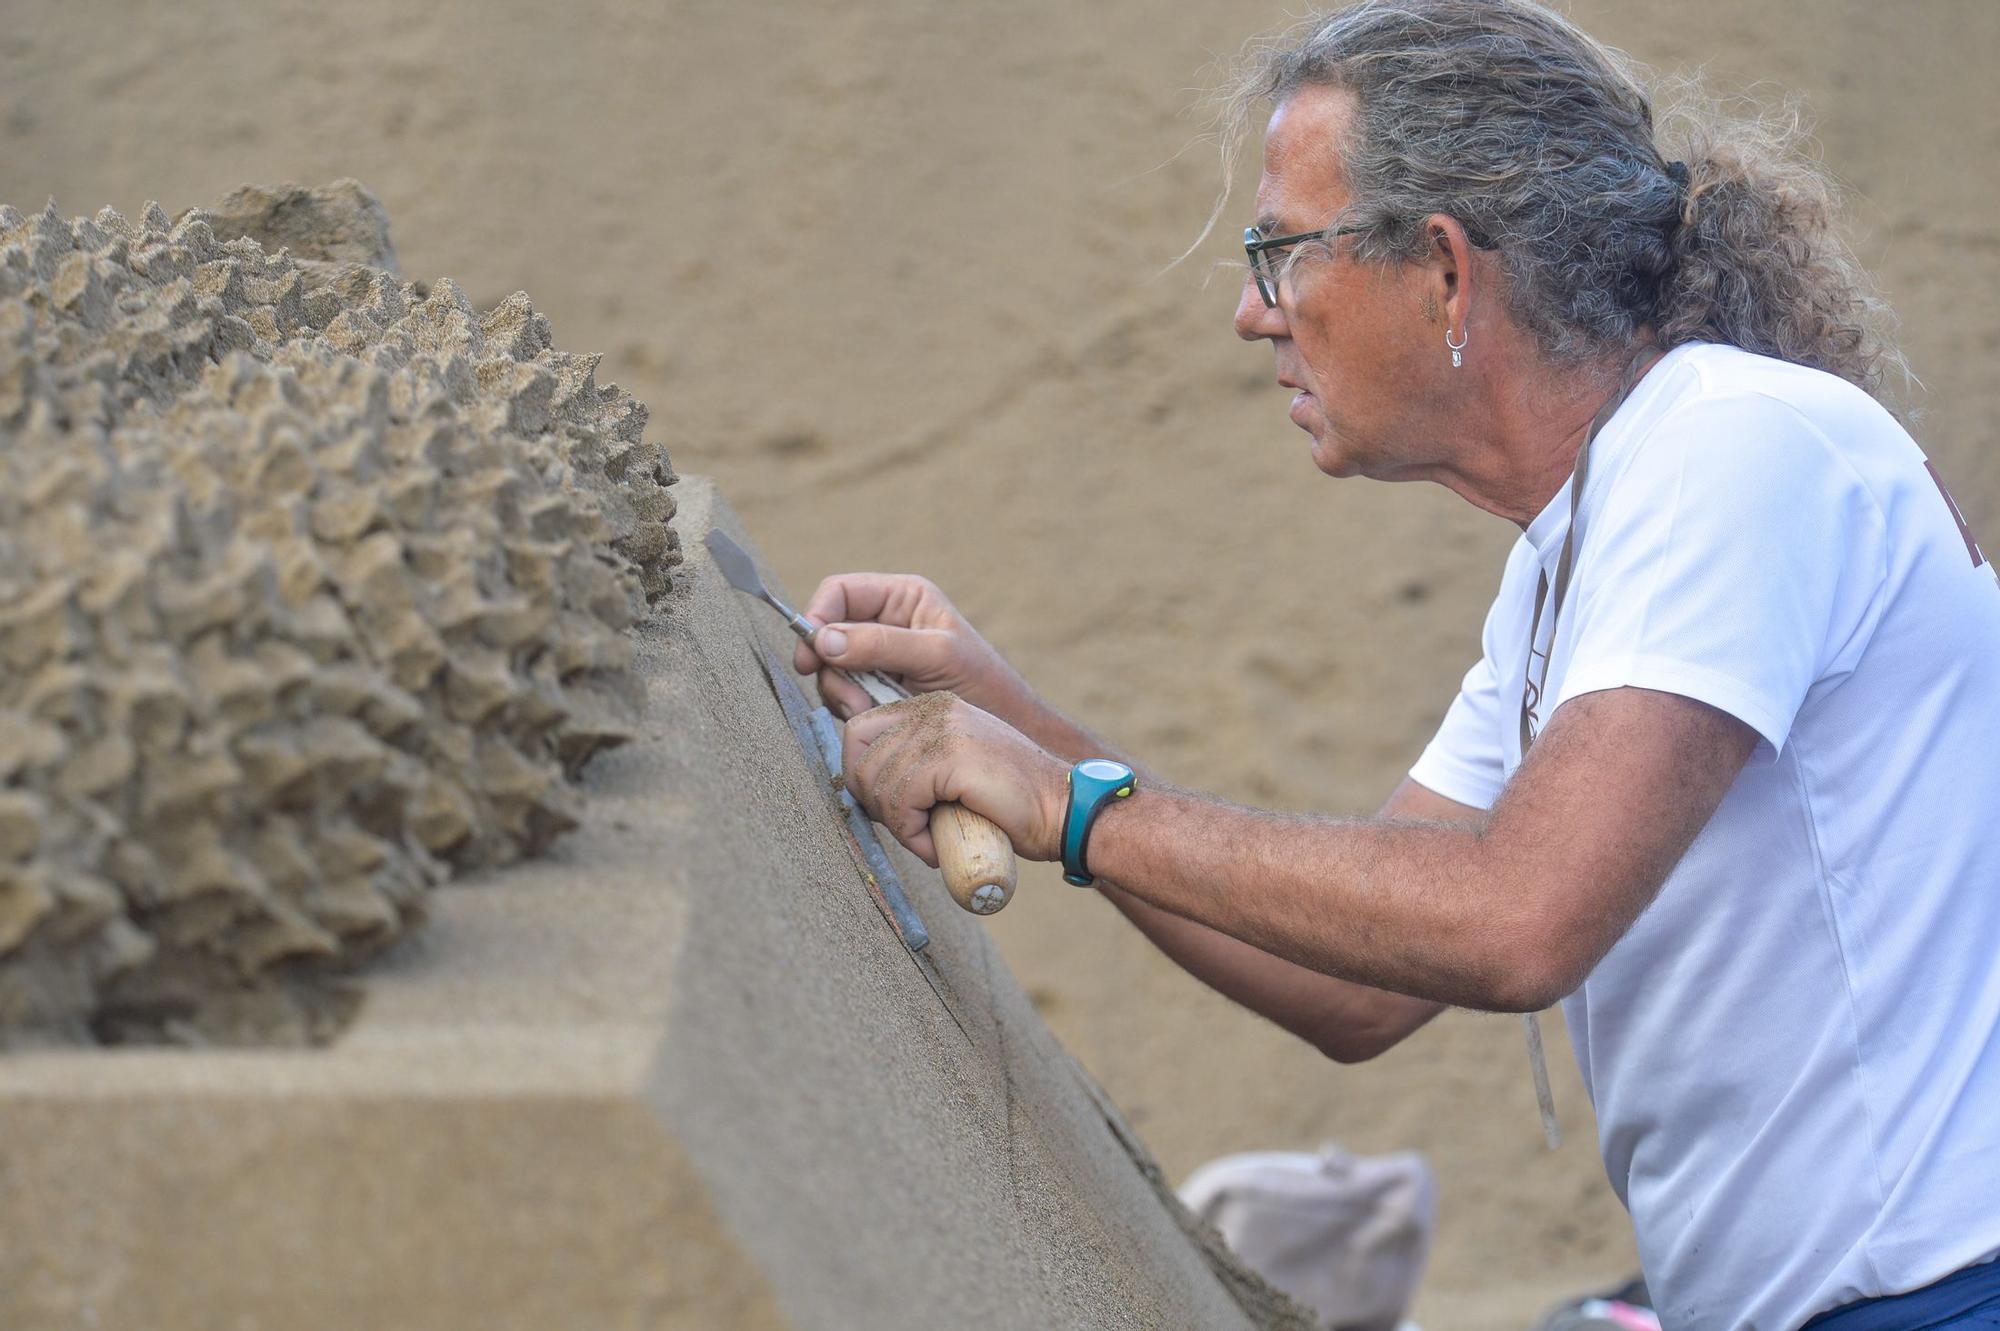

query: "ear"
left=1418, top=213, right=1476, bottom=340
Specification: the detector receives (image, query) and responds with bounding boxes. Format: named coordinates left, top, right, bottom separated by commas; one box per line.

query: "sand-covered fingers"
left=841, top=692, right=1067, bottom=867
left=792, top=573, right=1028, bottom=719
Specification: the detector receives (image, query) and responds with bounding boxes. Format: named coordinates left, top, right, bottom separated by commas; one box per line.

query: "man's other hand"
left=840, top=692, right=1068, bottom=868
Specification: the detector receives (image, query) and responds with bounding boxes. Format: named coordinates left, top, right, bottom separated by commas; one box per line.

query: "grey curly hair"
left=1224, top=0, right=1905, bottom=399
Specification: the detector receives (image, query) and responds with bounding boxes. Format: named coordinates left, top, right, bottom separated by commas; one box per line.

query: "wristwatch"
left=1060, top=758, right=1138, bottom=886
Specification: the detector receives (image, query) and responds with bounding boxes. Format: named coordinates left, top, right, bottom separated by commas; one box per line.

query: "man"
left=793, top=3, right=2000, bottom=1326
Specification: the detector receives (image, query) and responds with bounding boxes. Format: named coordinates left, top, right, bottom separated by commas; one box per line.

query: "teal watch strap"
left=1060, top=759, right=1137, bottom=887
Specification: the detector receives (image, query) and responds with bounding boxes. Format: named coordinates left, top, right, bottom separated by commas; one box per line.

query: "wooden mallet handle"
left=931, top=801, right=1017, bottom=914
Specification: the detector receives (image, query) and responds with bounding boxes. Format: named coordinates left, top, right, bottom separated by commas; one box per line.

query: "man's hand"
left=791, top=573, right=1036, bottom=724
left=841, top=692, right=1069, bottom=868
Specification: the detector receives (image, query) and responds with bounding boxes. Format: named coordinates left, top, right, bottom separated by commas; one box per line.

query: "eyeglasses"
left=1243, top=224, right=1359, bottom=308
left=1246, top=219, right=1499, bottom=307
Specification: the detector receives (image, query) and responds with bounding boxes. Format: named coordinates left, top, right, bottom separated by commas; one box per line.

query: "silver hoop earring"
left=1445, top=327, right=1468, bottom=369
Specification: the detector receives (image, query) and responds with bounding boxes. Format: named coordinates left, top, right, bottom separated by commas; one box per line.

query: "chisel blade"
left=703, top=527, right=767, bottom=600
left=704, top=529, right=818, bottom=639
left=706, top=528, right=909, bottom=706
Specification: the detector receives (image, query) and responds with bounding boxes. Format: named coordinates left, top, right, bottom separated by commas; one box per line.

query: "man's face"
left=1234, top=85, right=1442, bottom=481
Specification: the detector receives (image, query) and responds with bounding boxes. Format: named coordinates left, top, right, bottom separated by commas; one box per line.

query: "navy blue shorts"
left=1804, top=1258, right=2000, bottom=1330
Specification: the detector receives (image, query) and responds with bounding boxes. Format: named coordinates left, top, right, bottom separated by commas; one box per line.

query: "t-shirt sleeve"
left=1409, top=566, right=1523, bottom=811
left=1409, top=649, right=1508, bottom=809
left=1549, top=390, right=1889, bottom=758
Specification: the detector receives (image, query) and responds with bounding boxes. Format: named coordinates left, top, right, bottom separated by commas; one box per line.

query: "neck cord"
left=1515, top=346, right=1660, bottom=1150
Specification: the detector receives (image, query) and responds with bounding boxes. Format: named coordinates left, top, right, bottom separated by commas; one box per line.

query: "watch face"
left=1077, top=759, right=1130, bottom=781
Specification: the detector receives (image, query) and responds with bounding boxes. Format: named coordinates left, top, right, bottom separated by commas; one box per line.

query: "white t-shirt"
left=1408, top=343, right=2000, bottom=1331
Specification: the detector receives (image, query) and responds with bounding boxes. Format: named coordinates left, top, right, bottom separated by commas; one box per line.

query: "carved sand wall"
left=0, top=478, right=1311, bottom=1331
left=0, top=184, right=680, bottom=1044
left=0, top=184, right=1308, bottom=1331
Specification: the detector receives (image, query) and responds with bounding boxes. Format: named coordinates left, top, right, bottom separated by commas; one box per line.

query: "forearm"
left=1088, top=787, right=1543, bottom=1011
left=1010, top=699, right=1147, bottom=778
left=1091, top=874, right=1442, bottom=1060
left=1031, top=702, right=1450, bottom=1057
left=849, top=679, right=1757, bottom=1027
left=1086, top=778, right=1461, bottom=1056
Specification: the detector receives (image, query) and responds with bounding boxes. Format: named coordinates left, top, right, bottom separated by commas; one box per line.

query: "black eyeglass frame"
left=1243, top=225, right=1359, bottom=309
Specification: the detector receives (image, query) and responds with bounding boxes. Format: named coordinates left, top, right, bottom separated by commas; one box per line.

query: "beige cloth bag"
left=1179, top=1145, right=1435, bottom=1331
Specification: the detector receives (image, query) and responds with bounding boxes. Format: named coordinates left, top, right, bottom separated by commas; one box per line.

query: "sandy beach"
left=6, top=1, right=1994, bottom=1324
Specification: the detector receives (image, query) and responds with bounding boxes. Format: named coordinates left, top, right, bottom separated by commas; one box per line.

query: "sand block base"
left=0, top=479, right=1300, bottom=1331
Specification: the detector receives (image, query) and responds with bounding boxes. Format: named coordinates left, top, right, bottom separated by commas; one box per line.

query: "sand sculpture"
left=0, top=183, right=681, bottom=1045
left=0, top=184, right=1309, bottom=1331
left=0, top=476, right=1310, bottom=1330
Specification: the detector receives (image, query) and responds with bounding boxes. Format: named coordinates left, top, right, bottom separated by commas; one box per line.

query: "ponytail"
left=1656, top=105, right=1902, bottom=398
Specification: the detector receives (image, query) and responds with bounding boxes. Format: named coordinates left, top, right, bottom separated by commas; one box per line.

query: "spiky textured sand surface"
left=0, top=186, right=678, bottom=1044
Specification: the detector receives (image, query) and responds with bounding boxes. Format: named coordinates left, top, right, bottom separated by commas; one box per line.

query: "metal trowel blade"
left=703, top=529, right=769, bottom=601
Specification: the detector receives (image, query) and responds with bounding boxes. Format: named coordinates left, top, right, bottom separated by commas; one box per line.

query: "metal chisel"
left=705, top=529, right=1020, bottom=914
